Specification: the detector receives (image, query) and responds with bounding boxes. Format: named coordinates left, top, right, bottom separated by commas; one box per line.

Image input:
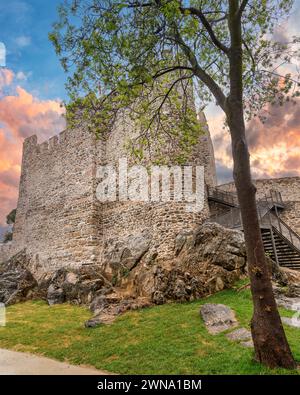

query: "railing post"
left=278, top=216, right=282, bottom=233
left=268, top=211, right=279, bottom=266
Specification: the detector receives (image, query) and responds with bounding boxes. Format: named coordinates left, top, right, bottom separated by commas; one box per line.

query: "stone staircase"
left=207, top=186, right=300, bottom=270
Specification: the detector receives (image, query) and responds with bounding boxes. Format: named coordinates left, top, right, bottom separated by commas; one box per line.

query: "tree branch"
left=243, top=40, right=255, bottom=74
left=127, top=1, right=153, bottom=8
left=152, top=65, right=194, bottom=80
left=237, top=0, right=249, bottom=18
left=179, top=6, right=229, bottom=54
left=172, top=28, right=227, bottom=111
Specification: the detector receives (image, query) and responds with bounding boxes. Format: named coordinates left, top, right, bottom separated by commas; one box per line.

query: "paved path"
left=0, top=348, right=111, bottom=375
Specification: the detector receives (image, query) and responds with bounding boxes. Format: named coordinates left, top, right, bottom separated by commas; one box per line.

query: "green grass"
left=0, top=284, right=299, bottom=375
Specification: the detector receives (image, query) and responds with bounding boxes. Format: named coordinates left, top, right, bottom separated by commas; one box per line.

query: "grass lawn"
left=0, top=283, right=299, bottom=375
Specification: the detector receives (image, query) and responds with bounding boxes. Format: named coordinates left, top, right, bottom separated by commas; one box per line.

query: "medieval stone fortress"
left=0, top=94, right=299, bottom=315
left=1, top=100, right=299, bottom=267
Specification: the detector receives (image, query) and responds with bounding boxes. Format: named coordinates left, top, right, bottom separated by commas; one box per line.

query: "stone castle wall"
left=219, top=177, right=300, bottom=233
left=98, top=111, right=216, bottom=264
left=0, top=242, right=12, bottom=262
left=9, top=127, right=101, bottom=272
left=1, top=108, right=217, bottom=271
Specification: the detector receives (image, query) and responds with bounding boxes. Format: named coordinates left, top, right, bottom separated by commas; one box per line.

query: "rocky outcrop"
left=85, top=294, right=151, bottom=327
left=0, top=250, right=37, bottom=305
left=0, top=250, right=113, bottom=307
left=1, top=222, right=299, bottom=329
left=102, top=231, right=152, bottom=280
left=39, top=266, right=112, bottom=305
left=280, top=268, right=300, bottom=297
left=123, top=223, right=247, bottom=304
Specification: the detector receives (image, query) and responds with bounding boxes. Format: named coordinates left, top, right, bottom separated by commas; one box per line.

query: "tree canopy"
left=50, top=0, right=300, bottom=162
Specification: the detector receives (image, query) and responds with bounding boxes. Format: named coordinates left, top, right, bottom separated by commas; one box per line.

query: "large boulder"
left=0, top=250, right=37, bottom=305
left=185, top=222, right=246, bottom=271
left=102, top=231, right=151, bottom=281
left=41, top=266, right=112, bottom=306
left=123, top=223, right=248, bottom=304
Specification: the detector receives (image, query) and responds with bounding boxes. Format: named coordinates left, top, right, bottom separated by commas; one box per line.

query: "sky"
left=0, top=0, right=300, bottom=238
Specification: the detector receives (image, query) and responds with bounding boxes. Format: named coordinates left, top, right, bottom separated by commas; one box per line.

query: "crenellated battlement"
left=23, top=127, right=87, bottom=155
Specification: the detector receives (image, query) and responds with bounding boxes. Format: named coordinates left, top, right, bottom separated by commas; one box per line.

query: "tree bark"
left=226, top=0, right=296, bottom=369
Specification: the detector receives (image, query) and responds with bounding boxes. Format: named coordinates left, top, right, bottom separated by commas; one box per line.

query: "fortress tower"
left=4, top=102, right=217, bottom=274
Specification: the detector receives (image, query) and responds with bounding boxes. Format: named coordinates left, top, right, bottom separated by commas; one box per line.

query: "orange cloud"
left=0, top=69, right=65, bottom=226
left=206, top=101, right=300, bottom=184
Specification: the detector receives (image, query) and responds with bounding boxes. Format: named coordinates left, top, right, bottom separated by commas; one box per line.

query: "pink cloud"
left=206, top=101, right=300, bottom=184
left=0, top=69, right=65, bottom=226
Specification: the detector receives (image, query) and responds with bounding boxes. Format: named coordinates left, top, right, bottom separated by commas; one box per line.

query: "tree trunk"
left=226, top=0, right=296, bottom=369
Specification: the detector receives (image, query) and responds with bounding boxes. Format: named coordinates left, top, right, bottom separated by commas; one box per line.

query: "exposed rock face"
left=85, top=294, right=151, bottom=327
left=125, top=223, right=247, bottom=304
left=200, top=303, right=238, bottom=334
left=103, top=231, right=151, bottom=280
left=0, top=250, right=37, bottom=305
left=268, top=257, right=289, bottom=286
left=0, top=254, right=113, bottom=307
left=40, top=266, right=112, bottom=305
left=188, top=223, right=247, bottom=271
left=2, top=221, right=300, bottom=329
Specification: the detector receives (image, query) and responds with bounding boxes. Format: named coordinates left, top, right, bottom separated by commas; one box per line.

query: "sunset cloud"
left=206, top=100, right=300, bottom=184
left=0, top=68, right=65, bottom=226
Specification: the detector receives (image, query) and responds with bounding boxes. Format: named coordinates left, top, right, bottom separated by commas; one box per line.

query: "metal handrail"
left=269, top=212, right=300, bottom=253
left=207, top=186, right=239, bottom=207
left=208, top=186, right=284, bottom=210
left=207, top=186, right=300, bottom=264
left=258, top=189, right=284, bottom=209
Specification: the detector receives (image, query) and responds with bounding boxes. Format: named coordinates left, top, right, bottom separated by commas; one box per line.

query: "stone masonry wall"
left=95, top=110, right=216, bottom=263
left=0, top=242, right=12, bottom=263
left=10, top=127, right=102, bottom=273
left=4, top=105, right=217, bottom=272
